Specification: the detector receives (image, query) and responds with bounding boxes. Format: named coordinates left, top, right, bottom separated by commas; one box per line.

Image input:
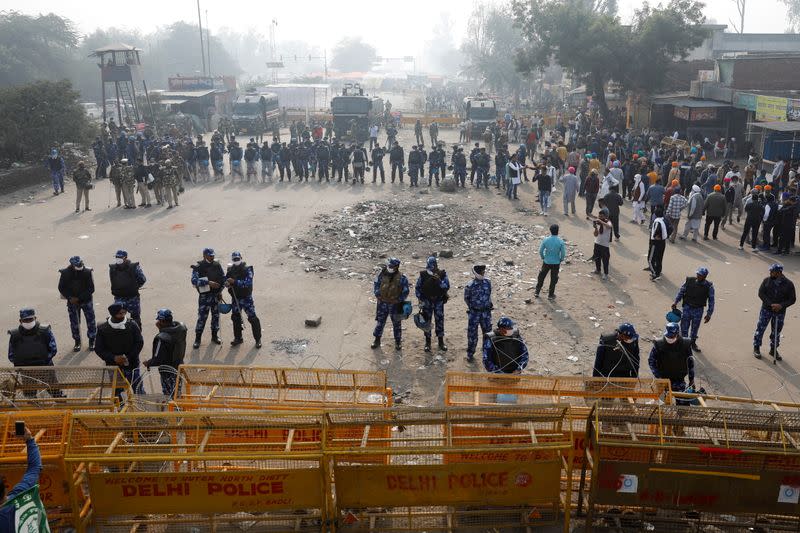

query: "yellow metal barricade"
left=66, top=411, right=328, bottom=532
left=580, top=403, right=800, bottom=531
left=0, top=410, right=86, bottom=531
left=325, top=405, right=572, bottom=532
left=173, top=365, right=391, bottom=411
left=0, top=366, right=129, bottom=412
left=445, top=372, right=671, bottom=510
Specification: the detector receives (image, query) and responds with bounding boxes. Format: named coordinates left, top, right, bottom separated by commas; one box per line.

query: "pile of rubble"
left=292, top=200, right=538, bottom=280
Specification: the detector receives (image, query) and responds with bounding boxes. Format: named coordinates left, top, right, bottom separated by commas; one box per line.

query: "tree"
left=780, top=0, right=800, bottom=31
left=0, top=80, right=95, bottom=161
left=330, top=37, right=376, bottom=73
left=0, top=11, right=79, bottom=86
left=461, top=4, right=527, bottom=97
left=729, top=0, right=746, bottom=33
left=513, top=0, right=707, bottom=121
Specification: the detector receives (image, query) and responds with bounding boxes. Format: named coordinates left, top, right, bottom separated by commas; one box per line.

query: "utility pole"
left=197, top=0, right=207, bottom=75
left=205, top=10, right=212, bottom=76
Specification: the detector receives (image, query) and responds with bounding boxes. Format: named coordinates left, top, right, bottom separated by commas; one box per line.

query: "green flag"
left=4, top=485, right=50, bottom=533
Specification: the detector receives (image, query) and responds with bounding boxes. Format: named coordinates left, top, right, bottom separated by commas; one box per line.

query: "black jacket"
left=94, top=319, right=144, bottom=370
left=758, top=275, right=796, bottom=311
left=58, top=266, right=95, bottom=303
left=146, top=322, right=187, bottom=368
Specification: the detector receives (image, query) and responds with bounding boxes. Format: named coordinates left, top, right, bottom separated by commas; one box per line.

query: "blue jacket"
left=464, top=278, right=492, bottom=311
left=539, top=235, right=566, bottom=265
left=0, top=439, right=42, bottom=529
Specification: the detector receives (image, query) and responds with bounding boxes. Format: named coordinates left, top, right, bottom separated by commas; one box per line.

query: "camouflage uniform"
left=109, top=164, right=123, bottom=207
left=161, top=162, right=180, bottom=208
left=120, top=166, right=136, bottom=208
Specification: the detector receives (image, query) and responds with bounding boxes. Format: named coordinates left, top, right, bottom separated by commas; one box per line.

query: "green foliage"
left=0, top=11, right=79, bottom=86
left=0, top=79, right=95, bottom=161
left=513, top=0, right=707, bottom=118
left=461, top=4, right=527, bottom=94
left=330, top=38, right=377, bottom=73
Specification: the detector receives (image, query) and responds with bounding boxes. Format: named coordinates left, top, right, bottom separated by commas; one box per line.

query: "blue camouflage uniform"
left=226, top=252, right=262, bottom=344
left=191, top=259, right=225, bottom=335
left=45, top=151, right=66, bottom=194
left=58, top=256, right=96, bottom=346
left=110, top=254, right=146, bottom=329
left=415, top=258, right=450, bottom=339
left=373, top=269, right=410, bottom=342
left=464, top=275, right=493, bottom=360
left=754, top=267, right=796, bottom=351
left=673, top=276, right=715, bottom=342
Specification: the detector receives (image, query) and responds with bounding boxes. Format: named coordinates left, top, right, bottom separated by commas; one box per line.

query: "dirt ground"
left=2, top=125, right=799, bottom=406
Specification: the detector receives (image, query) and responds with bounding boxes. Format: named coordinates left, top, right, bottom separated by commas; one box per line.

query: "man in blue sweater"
left=535, top=224, right=567, bottom=299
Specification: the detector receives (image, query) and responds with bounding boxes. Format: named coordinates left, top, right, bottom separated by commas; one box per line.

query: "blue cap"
left=613, top=160, right=620, bottom=167
left=696, top=267, right=709, bottom=277
left=231, top=251, right=242, bottom=259
left=664, top=322, right=680, bottom=338
left=426, top=256, right=437, bottom=270
left=770, top=263, right=784, bottom=272
left=203, top=248, right=215, bottom=257
left=19, top=308, right=35, bottom=320
left=618, top=322, right=638, bottom=340
left=156, top=308, right=173, bottom=321
left=115, top=249, right=127, bottom=258
left=497, top=317, right=514, bottom=329
left=387, top=257, right=401, bottom=268
left=69, top=255, right=82, bottom=266
left=108, top=303, right=125, bottom=315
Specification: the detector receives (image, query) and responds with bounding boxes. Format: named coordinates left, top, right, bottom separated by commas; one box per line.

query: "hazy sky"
left=12, top=0, right=791, bottom=58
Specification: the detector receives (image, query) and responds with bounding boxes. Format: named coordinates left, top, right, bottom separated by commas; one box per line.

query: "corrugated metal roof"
left=748, top=121, right=800, bottom=132
left=653, top=97, right=730, bottom=108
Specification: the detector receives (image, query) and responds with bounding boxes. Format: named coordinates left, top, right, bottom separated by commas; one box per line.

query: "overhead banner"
left=88, top=469, right=322, bottom=516
left=787, top=99, right=800, bottom=121
left=756, top=95, right=788, bottom=122
left=673, top=107, right=690, bottom=121
left=691, top=108, right=718, bottom=121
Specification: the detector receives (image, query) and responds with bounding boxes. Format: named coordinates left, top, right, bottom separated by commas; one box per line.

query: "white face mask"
left=665, top=336, right=677, bottom=344
left=232, top=259, right=242, bottom=265
left=386, top=268, right=396, bottom=274
left=74, top=265, right=84, bottom=271
left=115, top=258, right=124, bottom=265
left=474, top=273, right=484, bottom=280
left=20, top=321, right=36, bottom=330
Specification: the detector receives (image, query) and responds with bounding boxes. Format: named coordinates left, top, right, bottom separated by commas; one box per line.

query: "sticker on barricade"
left=335, top=461, right=560, bottom=508
left=88, top=469, right=322, bottom=515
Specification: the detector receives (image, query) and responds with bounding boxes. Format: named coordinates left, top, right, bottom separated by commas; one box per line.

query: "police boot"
left=72, top=339, right=81, bottom=352
left=193, top=331, right=202, bottom=349
left=248, top=316, right=262, bottom=348
left=231, top=315, right=244, bottom=346
left=371, top=336, right=381, bottom=349
left=395, top=339, right=402, bottom=350
left=438, top=337, right=447, bottom=351
left=424, top=336, right=432, bottom=352
left=211, top=330, right=222, bottom=345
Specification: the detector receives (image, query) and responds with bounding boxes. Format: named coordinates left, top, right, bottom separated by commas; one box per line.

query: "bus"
left=331, top=84, right=384, bottom=143
left=232, top=93, right=280, bottom=135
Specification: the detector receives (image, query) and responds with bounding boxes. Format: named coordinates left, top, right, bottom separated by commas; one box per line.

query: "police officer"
left=317, top=141, right=331, bottom=182
left=418, top=144, right=428, bottom=180
left=92, top=136, right=108, bottom=179
left=120, top=159, right=137, bottom=208
left=260, top=141, right=273, bottom=181
left=161, top=159, right=180, bottom=209
left=389, top=142, right=405, bottom=183
left=453, top=147, right=467, bottom=187
left=476, top=147, right=491, bottom=189
left=483, top=317, right=529, bottom=374
left=94, top=303, right=145, bottom=394
left=191, top=248, right=225, bottom=348
left=72, top=161, right=92, bottom=213
left=109, top=250, right=146, bottom=329
left=428, top=144, right=443, bottom=187
left=244, top=141, right=258, bottom=181
left=464, top=265, right=493, bottom=362
left=297, top=141, right=310, bottom=181
left=753, top=263, right=796, bottom=361
left=225, top=251, right=262, bottom=348
left=58, top=256, right=96, bottom=352
left=331, top=142, right=343, bottom=182
left=649, top=322, right=694, bottom=394
left=46, top=148, right=66, bottom=195
left=408, top=146, right=422, bottom=187
left=592, top=323, right=640, bottom=378
left=371, top=258, right=409, bottom=351
left=352, top=144, right=367, bottom=184
left=415, top=257, right=449, bottom=352
left=8, top=308, right=57, bottom=368
left=196, top=140, right=211, bottom=181
left=469, top=143, right=480, bottom=184
left=278, top=142, right=292, bottom=181
left=143, top=309, right=187, bottom=398
left=371, top=144, right=385, bottom=183
left=672, top=267, right=715, bottom=352
left=229, top=141, right=244, bottom=180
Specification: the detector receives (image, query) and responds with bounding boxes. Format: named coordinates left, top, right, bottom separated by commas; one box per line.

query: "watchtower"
left=90, top=43, right=148, bottom=126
